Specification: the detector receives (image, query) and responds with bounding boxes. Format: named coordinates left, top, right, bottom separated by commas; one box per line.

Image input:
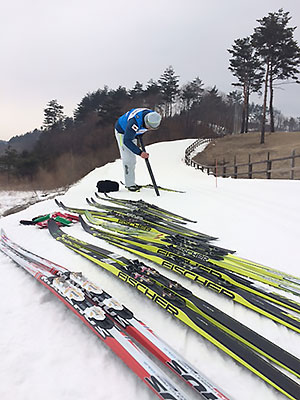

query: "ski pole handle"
left=138, top=136, right=160, bottom=196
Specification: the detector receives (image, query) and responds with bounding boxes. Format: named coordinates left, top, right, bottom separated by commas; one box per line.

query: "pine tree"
left=145, top=79, right=160, bottom=95
left=74, top=88, right=109, bottom=122
left=129, top=81, right=144, bottom=98
left=43, top=100, right=65, bottom=130
left=98, top=86, right=129, bottom=125
left=158, top=66, right=180, bottom=117
left=228, top=37, right=264, bottom=133
left=144, top=79, right=162, bottom=109
left=2, top=146, right=18, bottom=181
left=180, top=77, right=204, bottom=111
left=227, top=90, right=243, bottom=105
left=252, top=9, right=300, bottom=142
left=180, top=77, right=204, bottom=128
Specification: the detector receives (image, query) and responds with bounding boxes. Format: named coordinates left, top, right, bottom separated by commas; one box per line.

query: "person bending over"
left=114, top=108, right=162, bottom=191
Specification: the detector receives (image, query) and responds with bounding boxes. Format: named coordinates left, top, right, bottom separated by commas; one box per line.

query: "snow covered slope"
left=0, top=139, right=300, bottom=400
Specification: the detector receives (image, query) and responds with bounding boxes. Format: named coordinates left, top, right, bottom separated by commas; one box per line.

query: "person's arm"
left=123, top=119, right=144, bottom=155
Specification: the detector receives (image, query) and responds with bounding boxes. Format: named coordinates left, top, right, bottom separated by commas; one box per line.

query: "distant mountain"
left=0, top=140, right=7, bottom=154
left=0, top=129, right=42, bottom=156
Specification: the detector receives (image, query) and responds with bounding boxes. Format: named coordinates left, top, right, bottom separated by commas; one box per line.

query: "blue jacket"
left=115, top=108, right=153, bottom=155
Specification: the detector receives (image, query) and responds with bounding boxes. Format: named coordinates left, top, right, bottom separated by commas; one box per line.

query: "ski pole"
left=138, top=136, right=160, bottom=196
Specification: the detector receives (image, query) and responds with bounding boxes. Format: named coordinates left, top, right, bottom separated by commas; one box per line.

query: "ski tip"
left=55, top=199, right=65, bottom=209
left=78, top=215, right=86, bottom=226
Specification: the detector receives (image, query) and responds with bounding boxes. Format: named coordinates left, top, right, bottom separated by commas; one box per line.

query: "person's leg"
left=114, top=129, right=137, bottom=187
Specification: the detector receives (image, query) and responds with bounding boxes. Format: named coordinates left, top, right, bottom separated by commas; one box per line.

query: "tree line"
left=1, top=69, right=237, bottom=187
left=0, top=8, right=299, bottom=188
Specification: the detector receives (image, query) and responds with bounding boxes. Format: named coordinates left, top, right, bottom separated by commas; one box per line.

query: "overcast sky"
left=1, top=0, right=300, bottom=141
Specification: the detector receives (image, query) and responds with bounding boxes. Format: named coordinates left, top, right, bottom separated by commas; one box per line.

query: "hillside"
left=194, top=131, right=300, bottom=179
left=0, top=130, right=41, bottom=156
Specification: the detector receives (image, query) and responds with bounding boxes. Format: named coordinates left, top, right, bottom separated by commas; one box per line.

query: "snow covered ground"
left=0, top=139, right=300, bottom=400
left=0, top=189, right=66, bottom=217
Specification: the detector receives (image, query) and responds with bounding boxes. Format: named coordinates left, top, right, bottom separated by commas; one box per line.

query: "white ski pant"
left=115, top=129, right=137, bottom=187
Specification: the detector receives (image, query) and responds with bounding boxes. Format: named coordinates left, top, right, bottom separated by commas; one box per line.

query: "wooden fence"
left=185, top=140, right=300, bottom=180
left=185, top=138, right=211, bottom=165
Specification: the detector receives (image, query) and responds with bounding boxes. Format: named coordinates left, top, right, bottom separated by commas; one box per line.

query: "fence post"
left=234, top=155, right=237, bottom=178
left=290, top=149, right=296, bottom=180
left=267, top=152, right=272, bottom=179
left=248, top=154, right=252, bottom=179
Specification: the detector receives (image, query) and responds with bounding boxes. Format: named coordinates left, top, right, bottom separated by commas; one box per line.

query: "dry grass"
left=0, top=149, right=119, bottom=191
left=193, top=131, right=300, bottom=179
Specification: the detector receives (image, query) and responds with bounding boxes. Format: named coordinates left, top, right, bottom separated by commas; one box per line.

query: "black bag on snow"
left=96, top=180, right=119, bottom=193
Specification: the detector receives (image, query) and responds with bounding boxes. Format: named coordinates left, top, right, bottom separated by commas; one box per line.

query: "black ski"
left=47, top=219, right=300, bottom=400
